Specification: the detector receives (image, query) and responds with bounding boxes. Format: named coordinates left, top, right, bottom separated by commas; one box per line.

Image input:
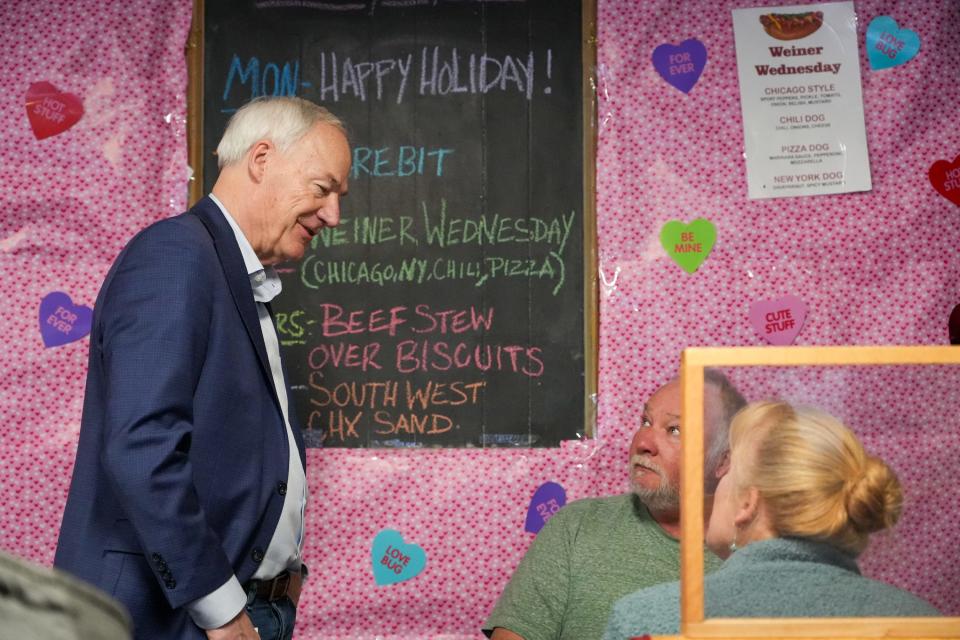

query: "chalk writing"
left=352, top=146, right=455, bottom=179
left=300, top=253, right=566, bottom=295
left=222, top=55, right=300, bottom=103
left=221, top=47, right=555, bottom=106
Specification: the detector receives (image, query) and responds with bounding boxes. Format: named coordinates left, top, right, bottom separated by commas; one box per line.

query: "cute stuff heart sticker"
left=371, top=529, right=426, bottom=586
left=866, top=16, right=920, bottom=70
left=660, top=219, right=716, bottom=274
left=39, top=292, right=93, bottom=348
left=749, top=295, right=809, bottom=346
left=929, top=155, right=960, bottom=207
left=524, top=482, right=567, bottom=534
left=652, top=39, right=707, bottom=94
left=25, top=82, right=84, bottom=140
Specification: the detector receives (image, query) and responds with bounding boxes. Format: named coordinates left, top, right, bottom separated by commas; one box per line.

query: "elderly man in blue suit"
left=55, top=96, right=350, bottom=640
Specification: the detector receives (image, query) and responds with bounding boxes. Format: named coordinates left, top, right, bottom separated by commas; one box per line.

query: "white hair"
left=215, top=96, right=346, bottom=169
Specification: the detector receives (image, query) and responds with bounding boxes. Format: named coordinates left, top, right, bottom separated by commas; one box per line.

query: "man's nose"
left=631, top=429, right=657, bottom=456
left=319, top=194, right=341, bottom=227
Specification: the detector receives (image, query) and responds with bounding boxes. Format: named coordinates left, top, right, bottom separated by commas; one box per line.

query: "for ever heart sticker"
left=749, top=295, right=809, bottom=346
left=866, top=16, right=920, bottom=70
left=652, top=39, right=707, bottom=94
left=524, top=481, right=566, bottom=534
left=39, top=292, right=93, bottom=348
left=929, top=155, right=960, bottom=207
left=25, top=82, right=84, bottom=140
left=660, top=219, right=716, bottom=274
left=371, top=529, right=426, bottom=586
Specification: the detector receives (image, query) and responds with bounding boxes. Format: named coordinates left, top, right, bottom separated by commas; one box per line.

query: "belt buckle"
left=268, top=572, right=290, bottom=601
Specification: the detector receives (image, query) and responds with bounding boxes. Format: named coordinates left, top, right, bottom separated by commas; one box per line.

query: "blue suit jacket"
left=55, top=197, right=306, bottom=638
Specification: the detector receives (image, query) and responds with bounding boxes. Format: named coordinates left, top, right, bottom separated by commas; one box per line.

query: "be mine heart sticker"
left=524, top=481, right=566, bottom=534
left=866, top=16, right=920, bottom=70
left=749, top=295, right=809, bottom=346
left=660, top=218, right=716, bottom=274
left=25, top=82, right=84, bottom=140
left=39, top=292, right=93, bottom=348
left=652, top=39, right=707, bottom=94
left=371, top=529, right=426, bottom=586
left=929, top=155, right=960, bottom=207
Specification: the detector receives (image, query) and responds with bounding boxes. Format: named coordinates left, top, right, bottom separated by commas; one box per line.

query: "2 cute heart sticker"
left=25, top=82, right=84, bottom=140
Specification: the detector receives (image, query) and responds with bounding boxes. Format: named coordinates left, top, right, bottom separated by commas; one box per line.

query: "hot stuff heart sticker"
left=866, top=16, right=920, bottom=70
left=39, top=292, right=93, bottom=348
left=749, top=295, right=809, bottom=346
left=25, top=82, right=84, bottom=140
left=524, top=482, right=566, bottom=534
left=652, top=39, right=707, bottom=94
left=371, top=529, right=426, bottom=586
left=929, top=155, right=960, bottom=207
left=660, top=219, right=716, bottom=273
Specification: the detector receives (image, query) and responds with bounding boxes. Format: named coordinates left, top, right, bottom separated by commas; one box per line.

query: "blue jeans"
left=245, top=595, right=297, bottom=640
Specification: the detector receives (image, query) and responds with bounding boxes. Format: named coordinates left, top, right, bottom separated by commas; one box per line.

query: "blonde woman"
left=604, top=401, right=940, bottom=639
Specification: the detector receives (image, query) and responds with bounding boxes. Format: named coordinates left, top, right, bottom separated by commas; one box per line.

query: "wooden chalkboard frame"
left=185, top=0, right=598, bottom=441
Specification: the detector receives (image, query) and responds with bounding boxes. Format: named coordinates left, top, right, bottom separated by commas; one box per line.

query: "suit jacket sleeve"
left=97, top=223, right=236, bottom=610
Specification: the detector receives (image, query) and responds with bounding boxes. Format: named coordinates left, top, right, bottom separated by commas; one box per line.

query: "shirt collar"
left=209, top=193, right=282, bottom=304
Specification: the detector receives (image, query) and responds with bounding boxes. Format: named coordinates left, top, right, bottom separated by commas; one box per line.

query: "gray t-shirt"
left=484, top=493, right=722, bottom=640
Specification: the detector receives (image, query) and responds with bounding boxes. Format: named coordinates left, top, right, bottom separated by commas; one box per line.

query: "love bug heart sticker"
left=929, top=155, right=960, bottom=207
left=949, top=305, right=960, bottom=345
left=866, top=16, right=920, bottom=70
left=25, top=82, right=84, bottom=140
left=39, top=292, right=93, bottom=348
left=660, top=219, right=716, bottom=274
left=524, top=481, right=567, bottom=534
left=652, top=39, right=707, bottom=94
left=371, top=529, right=426, bottom=586
left=748, top=295, right=809, bottom=346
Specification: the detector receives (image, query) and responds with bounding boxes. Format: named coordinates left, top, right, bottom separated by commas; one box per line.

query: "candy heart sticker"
left=660, top=219, right=716, bottom=274
left=929, top=154, right=960, bottom=207
left=950, top=305, right=960, bottom=345
left=25, top=82, right=84, bottom=140
left=866, top=16, right=920, bottom=70
left=749, top=295, right=809, bottom=346
left=39, top=292, right=93, bottom=348
left=371, top=529, right=426, bottom=586
left=652, top=39, right=707, bottom=94
left=524, top=481, right=566, bottom=534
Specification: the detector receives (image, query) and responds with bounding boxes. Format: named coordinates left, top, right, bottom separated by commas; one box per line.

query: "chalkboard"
left=198, top=0, right=595, bottom=448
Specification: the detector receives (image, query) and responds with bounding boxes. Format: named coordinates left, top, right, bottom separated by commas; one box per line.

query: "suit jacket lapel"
left=191, top=197, right=280, bottom=406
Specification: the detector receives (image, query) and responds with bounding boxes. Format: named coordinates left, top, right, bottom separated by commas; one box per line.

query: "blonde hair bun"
left=729, top=402, right=903, bottom=556
left=844, top=455, right=902, bottom=535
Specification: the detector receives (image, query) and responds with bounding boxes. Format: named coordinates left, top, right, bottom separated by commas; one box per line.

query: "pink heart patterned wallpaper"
left=0, top=1, right=957, bottom=638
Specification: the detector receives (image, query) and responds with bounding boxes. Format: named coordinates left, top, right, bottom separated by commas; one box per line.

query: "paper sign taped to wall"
left=732, top=2, right=872, bottom=199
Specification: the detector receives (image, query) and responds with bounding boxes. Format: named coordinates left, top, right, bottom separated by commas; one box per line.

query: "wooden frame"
left=678, top=346, right=960, bottom=640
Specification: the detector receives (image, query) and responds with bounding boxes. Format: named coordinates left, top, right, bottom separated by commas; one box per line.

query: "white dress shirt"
left=185, top=195, right=308, bottom=629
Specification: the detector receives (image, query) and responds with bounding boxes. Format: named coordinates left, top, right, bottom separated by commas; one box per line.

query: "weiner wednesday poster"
left=733, top=2, right=871, bottom=199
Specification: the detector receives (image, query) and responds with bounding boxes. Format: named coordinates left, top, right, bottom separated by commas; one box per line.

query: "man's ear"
left=247, top=140, right=274, bottom=183
left=733, top=486, right=761, bottom=528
